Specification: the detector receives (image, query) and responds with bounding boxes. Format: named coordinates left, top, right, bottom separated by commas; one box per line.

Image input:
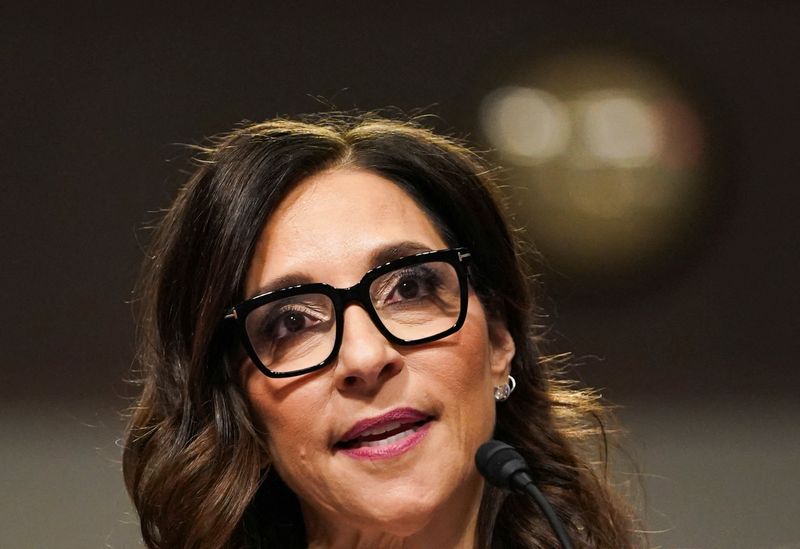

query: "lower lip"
left=337, top=420, right=433, bottom=460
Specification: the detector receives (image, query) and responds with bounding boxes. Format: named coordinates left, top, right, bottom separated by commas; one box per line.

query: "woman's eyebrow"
left=370, top=241, right=434, bottom=266
left=248, top=273, right=314, bottom=298
left=248, top=241, right=434, bottom=298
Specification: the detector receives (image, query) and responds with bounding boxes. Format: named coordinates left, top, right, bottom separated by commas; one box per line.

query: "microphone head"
left=475, top=440, right=532, bottom=491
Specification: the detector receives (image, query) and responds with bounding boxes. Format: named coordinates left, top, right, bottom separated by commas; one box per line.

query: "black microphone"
left=475, top=440, right=574, bottom=549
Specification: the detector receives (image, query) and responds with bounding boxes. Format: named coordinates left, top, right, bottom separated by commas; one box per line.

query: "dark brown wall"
left=2, top=2, right=799, bottom=403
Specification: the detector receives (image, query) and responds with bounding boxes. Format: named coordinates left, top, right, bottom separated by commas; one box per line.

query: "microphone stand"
left=476, top=440, right=574, bottom=549
left=519, top=479, right=574, bottom=549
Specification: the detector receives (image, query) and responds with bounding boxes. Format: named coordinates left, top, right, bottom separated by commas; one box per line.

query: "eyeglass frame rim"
left=224, top=247, right=472, bottom=378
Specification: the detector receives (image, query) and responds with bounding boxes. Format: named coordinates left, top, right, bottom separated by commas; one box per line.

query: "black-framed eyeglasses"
left=224, top=248, right=472, bottom=378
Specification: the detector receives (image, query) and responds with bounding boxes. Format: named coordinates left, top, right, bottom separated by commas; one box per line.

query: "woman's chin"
left=343, top=496, right=439, bottom=538
left=320, top=465, right=478, bottom=540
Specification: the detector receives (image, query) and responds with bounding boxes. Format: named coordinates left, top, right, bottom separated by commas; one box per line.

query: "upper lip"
left=337, top=407, right=432, bottom=444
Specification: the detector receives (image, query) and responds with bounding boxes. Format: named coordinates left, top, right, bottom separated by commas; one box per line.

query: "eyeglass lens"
left=243, top=260, right=462, bottom=373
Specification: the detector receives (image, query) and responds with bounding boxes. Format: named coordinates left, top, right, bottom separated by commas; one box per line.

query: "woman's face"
left=241, top=168, right=515, bottom=539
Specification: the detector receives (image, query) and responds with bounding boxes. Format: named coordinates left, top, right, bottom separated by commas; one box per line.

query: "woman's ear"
left=488, top=320, right=515, bottom=383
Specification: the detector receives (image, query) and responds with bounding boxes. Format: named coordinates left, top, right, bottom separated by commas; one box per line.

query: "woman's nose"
left=333, top=304, right=404, bottom=394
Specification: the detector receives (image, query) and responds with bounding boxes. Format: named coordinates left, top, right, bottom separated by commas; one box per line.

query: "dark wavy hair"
left=123, top=113, right=644, bottom=548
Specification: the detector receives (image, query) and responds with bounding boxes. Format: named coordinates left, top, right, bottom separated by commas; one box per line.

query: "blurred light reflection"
left=480, top=86, right=570, bottom=165
left=581, top=91, right=660, bottom=168
left=479, top=51, right=712, bottom=286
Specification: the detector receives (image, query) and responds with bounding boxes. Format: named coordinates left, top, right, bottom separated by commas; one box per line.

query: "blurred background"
left=2, top=3, right=798, bottom=548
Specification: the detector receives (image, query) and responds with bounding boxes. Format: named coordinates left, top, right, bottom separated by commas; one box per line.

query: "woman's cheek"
left=260, top=379, right=332, bottom=465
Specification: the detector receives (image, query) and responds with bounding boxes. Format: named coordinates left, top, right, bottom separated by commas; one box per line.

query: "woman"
left=123, top=113, right=643, bottom=548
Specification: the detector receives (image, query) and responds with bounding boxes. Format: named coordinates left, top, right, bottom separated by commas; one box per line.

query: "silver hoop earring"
left=493, top=375, right=516, bottom=402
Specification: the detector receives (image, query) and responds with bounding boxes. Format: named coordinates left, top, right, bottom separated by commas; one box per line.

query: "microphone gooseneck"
left=475, top=440, right=574, bottom=549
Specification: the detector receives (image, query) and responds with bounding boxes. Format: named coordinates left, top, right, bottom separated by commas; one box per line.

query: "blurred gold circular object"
left=481, top=51, right=711, bottom=286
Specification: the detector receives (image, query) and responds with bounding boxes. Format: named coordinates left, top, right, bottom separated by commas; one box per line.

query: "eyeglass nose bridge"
left=329, top=278, right=396, bottom=344
left=336, top=280, right=371, bottom=307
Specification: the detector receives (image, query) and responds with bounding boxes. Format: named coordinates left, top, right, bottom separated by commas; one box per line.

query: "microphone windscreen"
left=475, top=440, right=531, bottom=490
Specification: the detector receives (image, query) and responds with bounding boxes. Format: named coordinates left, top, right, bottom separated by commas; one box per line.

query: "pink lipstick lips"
left=335, top=407, right=434, bottom=460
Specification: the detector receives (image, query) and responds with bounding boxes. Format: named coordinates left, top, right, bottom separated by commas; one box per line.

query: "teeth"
left=358, top=421, right=402, bottom=438
left=359, top=426, right=420, bottom=447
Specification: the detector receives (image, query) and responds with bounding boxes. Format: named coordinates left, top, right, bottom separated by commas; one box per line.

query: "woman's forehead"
left=244, top=168, right=447, bottom=296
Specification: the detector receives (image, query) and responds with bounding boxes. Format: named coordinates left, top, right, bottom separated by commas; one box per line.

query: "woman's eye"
left=396, top=278, right=422, bottom=300
left=280, top=312, right=307, bottom=334
left=269, top=310, right=319, bottom=339
left=385, top=272, right=437, bottom=304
